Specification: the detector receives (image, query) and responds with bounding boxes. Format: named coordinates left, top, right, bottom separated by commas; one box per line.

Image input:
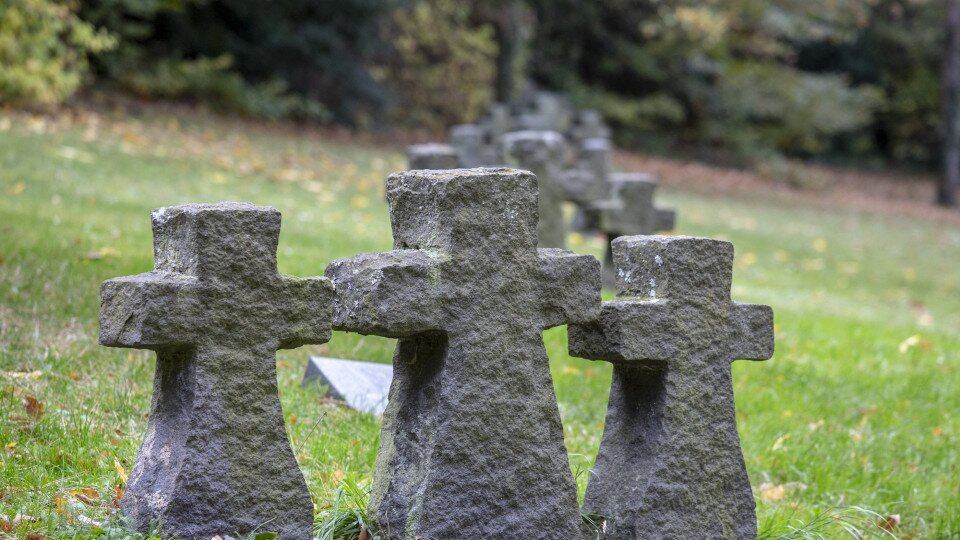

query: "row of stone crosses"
left=98, top=91, right=775, bottom=539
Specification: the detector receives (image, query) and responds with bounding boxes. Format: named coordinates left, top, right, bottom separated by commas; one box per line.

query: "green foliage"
left=377, top=0, right=497, bottom=129
left=0, top=0, right=114, bottom=106
left=121, top=55, right=330, bottom=120
left=528, top=0, right=885, bottom=163
left=314, top=479, right=379, bottom=540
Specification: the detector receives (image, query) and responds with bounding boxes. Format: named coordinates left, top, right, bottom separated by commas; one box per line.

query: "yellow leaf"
left=351, top=195, right=369, bottom=209
left=561, top=365, right=581, bottom=376
left=114, top=458, right=128, bottom=483
left=5, top=442, right=16, bottom=450
left=759, top=483, right=785, bottom=503
left=898, top=334, right=921, bottom=354
left=6, top=183, right=25, bottom=196
left=812, top=238, right=827, bottom=253
left=71, top=487, right=100, bottom=506
left=932, top=426, right=944, bottom=437
left=771, top=434, right=790, bottom=451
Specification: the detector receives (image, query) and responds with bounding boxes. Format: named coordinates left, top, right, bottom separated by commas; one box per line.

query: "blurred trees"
left=942, top=0, right=960, bottom=206
left=0, top=0, right=114, bottom=106
left=0, top=0, right=955, bottom=174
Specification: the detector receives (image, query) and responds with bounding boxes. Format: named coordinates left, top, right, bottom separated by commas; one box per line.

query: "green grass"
left=1, top=108, right=958, bottom=538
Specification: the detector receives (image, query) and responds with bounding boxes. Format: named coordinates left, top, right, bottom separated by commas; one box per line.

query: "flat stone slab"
left=302, top=356, right=393, bottom=415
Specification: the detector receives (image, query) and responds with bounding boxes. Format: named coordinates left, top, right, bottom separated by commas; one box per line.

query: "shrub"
left=0, top=0, right=115, bottom=106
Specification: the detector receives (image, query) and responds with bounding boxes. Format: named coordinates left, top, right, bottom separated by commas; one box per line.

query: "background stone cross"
left=502, top=130, right=568, bottom=248
left=326, top=168, right=600, bottom=539
left=569, top=235, right=774, bottom=538
left=99, top=203, right=332, bottom=539
left=406, top=143, right=459, bottom=170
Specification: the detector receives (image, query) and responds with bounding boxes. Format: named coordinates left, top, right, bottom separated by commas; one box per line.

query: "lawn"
left=1, top=107, right=958, bottom=539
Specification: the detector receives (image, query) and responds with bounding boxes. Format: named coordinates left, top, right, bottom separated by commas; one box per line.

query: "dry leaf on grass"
left=880, top=514, right=901, bottom=531
left=22, top=396, right=43, bottom=418
left=72, top=487, right=100, bottom=505
left=759, top=483, right=786, bottom=503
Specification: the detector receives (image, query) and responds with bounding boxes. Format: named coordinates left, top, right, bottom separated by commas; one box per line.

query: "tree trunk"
left=939, top=0, right=960, bottom=207
left=493, top=0, right=530, bottom=104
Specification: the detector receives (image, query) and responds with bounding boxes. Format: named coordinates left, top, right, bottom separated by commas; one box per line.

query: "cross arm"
left=568, top=300, right=677, bottom=363
left=277, top=276, right=334, bottom=349
left=728, top=301, right=774, bottom=361
left=99, top=272, right=200, bottom=349
left=655, top=208, right=676, bottom=232
left=537, top=249, right=601, bottom=329
left=326, top=250, right=442, bottom=338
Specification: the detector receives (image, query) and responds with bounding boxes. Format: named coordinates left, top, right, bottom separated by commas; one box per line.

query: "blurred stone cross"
left=592, top=172, right=676, bottom=286
left=99, top=203, right=332, bottom=539
left=563, top=137, right=676, bottom=286
left=326, top=168, right=601, bottom=539
left=503, top=130, right=568, bottom=248
left=569, top=235, right=774, bottom=538
left=406, top=143, right=459, bottom=170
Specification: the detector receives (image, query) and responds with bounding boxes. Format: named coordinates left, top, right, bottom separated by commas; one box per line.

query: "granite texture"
left=326, top=168, right=600, bottom=540
left=100, top=203, right=331, bottom=540
left=502, top=130, right=568, bottom=248
left=569, top=235, right=774, bottom=539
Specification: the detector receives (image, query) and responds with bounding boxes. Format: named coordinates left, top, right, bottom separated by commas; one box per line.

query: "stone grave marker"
left=570, top=109, right=611, bottom=146
left=407, top=143, right=459, bottom=170
left=326, top=168, right=600, bottom=539
left=502, top=130, right=567, bottom=248
left=569, top=235, right=774, bottom=538
left=448, top=123, right=490, bottom=167
left=302, top=356, right=393, bottom=415
left=99, top=203, right=332, bottom=539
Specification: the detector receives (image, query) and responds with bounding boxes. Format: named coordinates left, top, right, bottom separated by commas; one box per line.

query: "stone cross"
left=407, top=143, right=459, bottom=170
left=326, top=168, right=600, bottom=539
left=449, top=123, right=489, bottom=167
left=594, top=172, right=676, bottom=286
left=568, top=235, right=774, bottom=538
left=502, top=130, right=568, bottom=248
left=570, top=109, right=611, bottom=147
left=99, top=203, right=332, bottom=539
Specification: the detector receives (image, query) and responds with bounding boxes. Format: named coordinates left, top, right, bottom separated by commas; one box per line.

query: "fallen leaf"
left=112, top=485, right=124, bottom=508
left=22, top=396, right=43, bottom=418
left=359, top=525, right=370, bottom=540
left=67, top=371, right=81, bottom=381
left=899, top=335, right=921, bottom=354
left=880, top=514, right=901, bottom=532
left=5, top=442, right=15, bottom=450
left=561, top=365, right=582, bottom=376
left=812, top=237, right=827, bottom=253
left=932, top=426, right=944, bottom=437
left=26, top=534, right=45, bottom=540
left=1, top=370, right=43, bottom=380
left=72, top=487, right=100, bottom=505
left=115, top=458, right=128, bottom=483
left=771, top=434, right=790, bottom=451
left=759, top=483, right=785, bottom=503
left=6, top=182, right=25, bottom=196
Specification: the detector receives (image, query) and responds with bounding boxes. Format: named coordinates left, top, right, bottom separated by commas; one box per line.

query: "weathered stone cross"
left=502, top=130, right=568, bottom=248
left=99, top=203, right=332, bottom=539
left=569, top=235, right=774, bottom=538
left=326, top=168, right=600, bottom=539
